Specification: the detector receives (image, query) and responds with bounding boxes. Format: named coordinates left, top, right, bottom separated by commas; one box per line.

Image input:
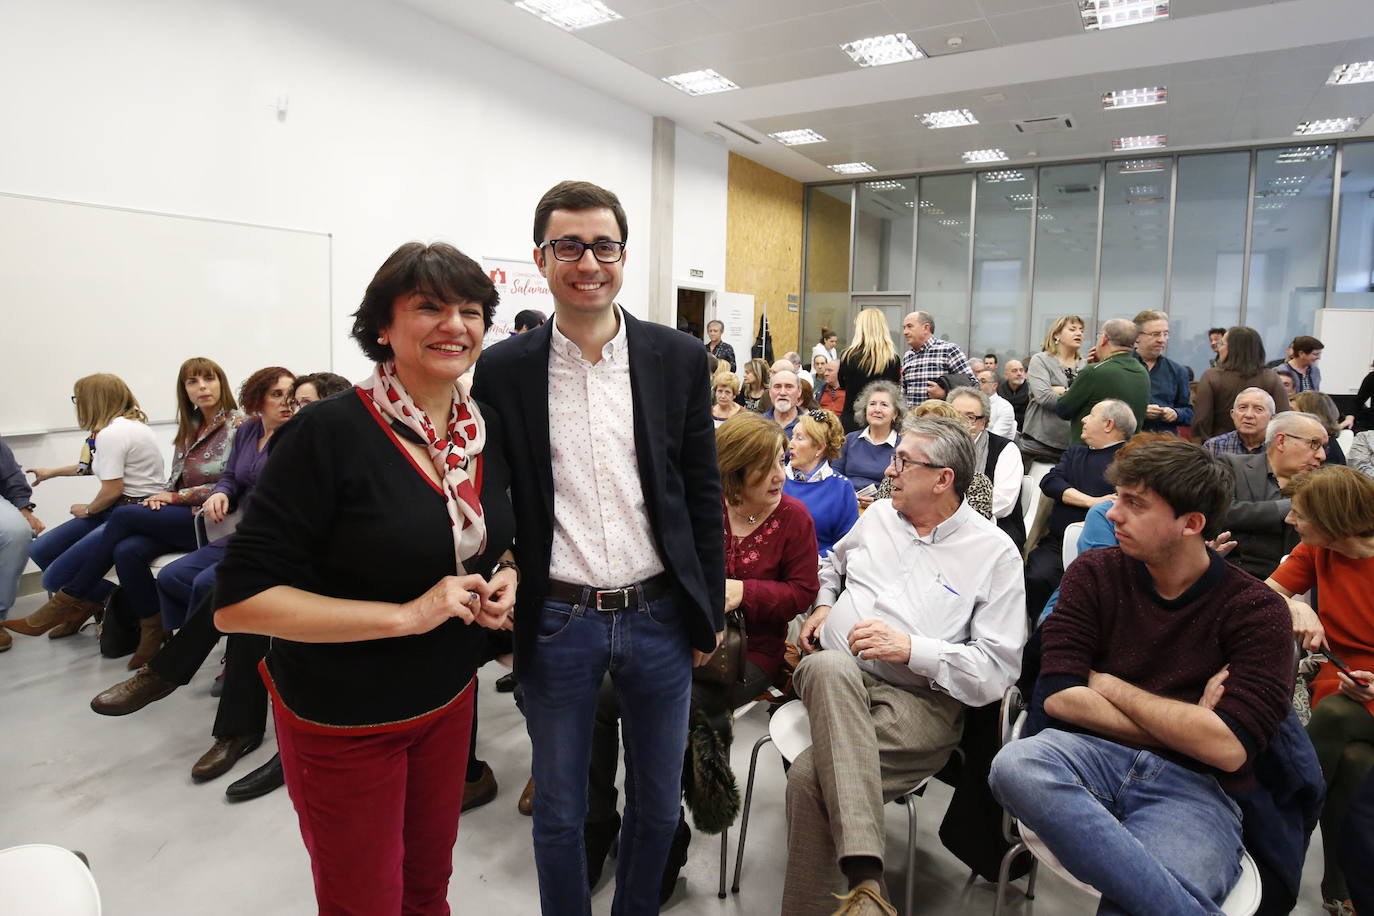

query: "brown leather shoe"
left=5, top=590, right=96, bottom=637
left=192, top=734, right=263, bottom=783
left=518, top=777, right=535, bottom=816
left=49, top=595, right=104, bottom=639
left=0, top=627, right=11, bottom=651
left=91, top=666, right=176, bottom=716
left=128, top=616, right=170, bottom=670
left=461, top=762, right=498, bottom=812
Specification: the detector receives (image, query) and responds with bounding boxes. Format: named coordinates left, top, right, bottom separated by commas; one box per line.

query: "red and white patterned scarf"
left=363, top=361, right=487, bottom=571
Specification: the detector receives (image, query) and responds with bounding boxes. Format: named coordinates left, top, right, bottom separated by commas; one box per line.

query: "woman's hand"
left=142, top=491, right=177, bottom=511
left=724, top=578, right=744, bottom=612
left=478, top=568, right=518, bottom=631
left=27, top=467, right=57, bottom=486
left=202, top=492, right=230, bottom=524
left=1290, top=600, right=1326, bottom=651
left=799, top=605, right=830, bottom=654
left=857, top=494, right=875, bottom=510
left=1337, top=669, right=1374, bottom=703
left=401, top=575, right=491, bottom=635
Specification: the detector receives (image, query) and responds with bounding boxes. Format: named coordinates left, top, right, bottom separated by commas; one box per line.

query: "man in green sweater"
left=1055, top=318, right=1150, bottom=445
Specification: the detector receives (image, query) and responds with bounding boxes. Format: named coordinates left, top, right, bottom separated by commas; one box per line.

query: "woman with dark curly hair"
left=213, top=242, right=517, bottom=914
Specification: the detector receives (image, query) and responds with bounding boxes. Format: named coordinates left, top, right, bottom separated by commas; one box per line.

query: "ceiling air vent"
left=713, top=122, right=762, bottom=144
left=1012, top=115, right=1075, bottom=134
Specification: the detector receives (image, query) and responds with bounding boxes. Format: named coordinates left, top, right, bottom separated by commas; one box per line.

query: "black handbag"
left=692, top=609, right=747, bottom=686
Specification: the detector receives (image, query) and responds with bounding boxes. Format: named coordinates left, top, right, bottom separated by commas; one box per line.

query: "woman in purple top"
left=155, top=367, right=295, bottom=630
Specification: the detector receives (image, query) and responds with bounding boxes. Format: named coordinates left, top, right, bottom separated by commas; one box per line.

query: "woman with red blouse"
left=583, top=411, right=819, bottom=896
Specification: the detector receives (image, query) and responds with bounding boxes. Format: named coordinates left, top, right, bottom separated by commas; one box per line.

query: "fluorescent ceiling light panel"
left=1037, top=212, right=1055, bottom=221
left=840, top=33, right=924, bottom=67
left=864, top=180, right=905, bottom=190
left=1080, top=0, right=1168, bottom=30
left=829, top=162, right=877, bottom=174
left=1269, top=176, right=1305, bottom=187
left=1328, top=61, right=1374, bottom=86
left=1103, top=87, right=1167, bottom=109
left=1113, top=135, right=1166, bottom=150
left=1118, top=159, right=1165, bottom=173
left=1293, top=117, right=1364, bottom=135
left=1128, top=185, right=1158, bottom=195
left=662, top=69, right=739, bottom=96
left=919, top=109, right=978, bottom=128
left=769, top=129, right=827, bottom=145
left=964, top=149, right=1009, bottom=163
left=1275, top=146, right=1333, bottom=163
left=938, top=218, right=963, bottom=226
left=1006, top=193, right=1034, bottom=202
left=513, top=0, right=622, bottom=30
left=983, top=170, right=1026, bottom=183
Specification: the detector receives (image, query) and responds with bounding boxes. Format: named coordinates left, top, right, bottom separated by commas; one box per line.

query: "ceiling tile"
left=618, top=43, right=719, bottom=77
left=1170, top=0, right=1277, bottom=17
left=720, top=50, right=857, bottom=86
left=880, top=0, right=984, bottom=30
left=604, top=0, right=685, bottom=13
left=986, top=5, right=1083, bottom=44
left=694, top=0, right=869, bottom=31
left=975, top=0, right=1069, bottom=16
left=905, top=18, right=1002, bottom=56
left=576, top=18, right=670, bottom=57
left=630, top=2, right=729, bottom=46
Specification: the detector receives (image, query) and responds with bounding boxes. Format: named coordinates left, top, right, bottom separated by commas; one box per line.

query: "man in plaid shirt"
left=900, top=311, right=976, bottom=407
left=1200, top=388, right=1273, bottom=457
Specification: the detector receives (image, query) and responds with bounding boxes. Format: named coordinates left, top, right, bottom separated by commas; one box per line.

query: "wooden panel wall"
left=725, top=153, right=803, bottom=356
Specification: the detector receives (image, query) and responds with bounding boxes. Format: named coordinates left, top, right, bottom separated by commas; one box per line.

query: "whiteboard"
left=1313, top=309, right=1374, bottom=395
left=0, top=192, right=332, bottom=435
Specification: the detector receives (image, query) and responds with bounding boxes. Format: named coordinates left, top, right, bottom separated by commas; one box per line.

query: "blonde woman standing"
left=1021, top=315, right=1086, bottom=463
left=836, top=309, right=900, bottom=434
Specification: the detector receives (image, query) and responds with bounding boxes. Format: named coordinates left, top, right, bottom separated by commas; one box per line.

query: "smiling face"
left=788, top=427, right=823, bottom=471
left=865, top=390, right=897, bottom=431
left=383, top=291, right=485, bottom=387
left=184, top=371, right=222, bottom=415
left=533, top=207, right=625, bottom=317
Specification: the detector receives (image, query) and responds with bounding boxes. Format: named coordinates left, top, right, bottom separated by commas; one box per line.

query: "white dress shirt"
left=988, top=392, right=1017, bottom=439
left=985, top=434, right=1023, bottom=520
left=816, top=500, right=1026, bottom=707
left=546, top=308, right=665, bottom=588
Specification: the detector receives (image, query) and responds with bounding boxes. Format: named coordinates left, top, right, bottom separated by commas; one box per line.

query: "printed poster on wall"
left=481, top=256, right=553, bottom=348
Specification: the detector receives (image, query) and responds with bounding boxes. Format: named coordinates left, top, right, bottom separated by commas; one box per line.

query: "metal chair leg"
left=993, top=840, right=1028, bottom=916
left=904, top=792, right=919, bottom=916
left=1025, top=858, right=1039, bottom=900
left=730, top=733, right=773, bottom=893
left=717, top=827, right=728, bottom=898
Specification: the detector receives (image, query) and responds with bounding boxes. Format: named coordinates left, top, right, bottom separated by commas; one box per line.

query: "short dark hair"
left=513, top=309, right=546, bottom=332
left=1105, top=438, right=1234, bottom=538
left=292, top=372, right=352, bottom=399
left=1208, top=327, right=1227, bottom=337
left=239, top=366, right=294, bottom=414
left=1291, top=335, right=1323, bottom=355
left=532, top=180, right=628, bottom=246
left=350, top=242, right=498, bottom=364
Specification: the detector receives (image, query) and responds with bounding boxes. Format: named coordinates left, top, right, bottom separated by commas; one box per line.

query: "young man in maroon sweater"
left=989, top=438, right=1294, bottom=914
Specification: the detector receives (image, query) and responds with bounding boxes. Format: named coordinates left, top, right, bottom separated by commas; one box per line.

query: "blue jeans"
left=990, top=728, right=1243, bottom=916
left=28, top=511, right=115, bottom=604
left=156, top=544, right=222, bottom=629
left=0, top=502, right=35, bottom=618
left=522, top=593, right=693, bottom=916
left=64, top=504, right=196, bottom=619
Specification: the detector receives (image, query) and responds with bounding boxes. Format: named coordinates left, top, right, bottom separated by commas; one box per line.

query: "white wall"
left=1, top=0, right=729, bottom=566
left=671, top=128, right=728, bottom=291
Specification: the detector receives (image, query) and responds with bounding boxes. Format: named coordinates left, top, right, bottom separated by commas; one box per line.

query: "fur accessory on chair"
left=683, top=707, right=740, bottom=835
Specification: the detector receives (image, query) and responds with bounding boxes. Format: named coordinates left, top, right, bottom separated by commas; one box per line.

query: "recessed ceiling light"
left=513, top=0, right=622, bottom=29
left=1328, top=61, right=1374, bottom=86
left=1117, top=159, right=1166, bottom=173
left=983, top=170, right=1026, bottom=183
left=768, top=129, right=827, bottom=146
left=919, top=108, right=979, bottom=129
left=1275, top=146, right=1333, bottom=163
left=829, top=162, right=877, bottom=174
left=939, top=218, right=963, bottom=226
left=964, top=149, right=1009, bottom=163
left=1128, top=185, right=1158, bottom=195
left=1269, top=176, right=1306, bottom=187
left=1038, top=212, right=1055, bottom=221
left=662, top=69, right=739, bottom=96
left=1113, top=135, right=1167, bottom=151
left=840, top=33, right=924, bottom=67
left=1080, top=0, right=1168, bottom=31
left=1006, top=193, right=1034, bottom=203
left=1256, top=201, right=1287, bottom=210
left=864, top=180, right=906, bottom=190
left=1256, top=187, right=1301, bottom=198
left=904, top=201, right=916, bottom=207
left=1103, top=87, right=1167, bottom=109
left=1293, top=117, right=1365, bottom=135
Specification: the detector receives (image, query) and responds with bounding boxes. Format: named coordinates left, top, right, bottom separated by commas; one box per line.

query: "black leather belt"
left=546, top=573, right=673, bottom=611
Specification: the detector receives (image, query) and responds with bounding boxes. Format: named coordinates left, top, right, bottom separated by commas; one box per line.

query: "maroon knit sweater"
left=1038, top=547, right=1294, bottom=789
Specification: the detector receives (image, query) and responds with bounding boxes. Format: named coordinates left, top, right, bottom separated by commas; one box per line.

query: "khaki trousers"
left=782, top=650, right=964, bottom=916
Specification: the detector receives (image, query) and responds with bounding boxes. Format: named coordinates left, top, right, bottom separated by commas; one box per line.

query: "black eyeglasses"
left=1283, top=433, right=1326, bottom=452
left=70, top=395, right=78, bottom=404
left=541, top=239, right=626, bottom=263
left=957, top=412, right=987, bottom=424
left=889, top=455, right=944, bottom=474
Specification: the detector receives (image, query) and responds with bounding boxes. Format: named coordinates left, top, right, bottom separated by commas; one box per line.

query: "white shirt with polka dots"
left=546, top=309, right=665, bottom=589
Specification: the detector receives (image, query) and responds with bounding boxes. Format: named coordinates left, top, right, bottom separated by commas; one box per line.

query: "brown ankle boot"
left=0, top=627, right=11, bottom=651
left=48, top=594, right=105, bottom=639
left=128, top=616, right=170, bottom=670
left=5, top=590, right=92, bottom=637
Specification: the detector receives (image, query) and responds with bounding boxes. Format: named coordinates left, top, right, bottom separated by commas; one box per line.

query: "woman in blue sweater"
left=783, top=408, right=859, bottom=556
left=832, top=380, right=901, bottom=509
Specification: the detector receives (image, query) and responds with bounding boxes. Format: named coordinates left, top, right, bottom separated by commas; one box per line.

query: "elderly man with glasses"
left=1219, top=410, right=1328, bottom=580
left=784, top=416, right=1026, bottom=916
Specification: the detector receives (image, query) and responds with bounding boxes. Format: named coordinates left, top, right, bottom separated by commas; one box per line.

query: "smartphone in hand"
left=1323, top=650, right=1371, bottom=689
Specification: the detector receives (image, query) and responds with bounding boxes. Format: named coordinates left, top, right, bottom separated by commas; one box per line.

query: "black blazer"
left=472, top=310, right=726, bottom=667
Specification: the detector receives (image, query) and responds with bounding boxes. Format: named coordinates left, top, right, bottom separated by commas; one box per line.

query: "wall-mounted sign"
left=690, top=268, right=704, bottom=278
left=481, top=256, right=553, bottom=348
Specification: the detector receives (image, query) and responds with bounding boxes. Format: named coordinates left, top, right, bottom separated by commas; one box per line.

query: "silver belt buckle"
left=596, top=587, right=632, bottom=611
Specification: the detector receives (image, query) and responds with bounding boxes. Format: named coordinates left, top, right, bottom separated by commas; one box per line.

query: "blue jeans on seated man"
left=521, top=594, right=693, bottom=916
left=62, top=504, right=197, bottom=619
left=28, top=511, right=115, bottom=605
left=156, top=544, right=223, bottom=630
left=989, top=728, right=1243, bottom=916
left=0, top=501, right=36, bottom=618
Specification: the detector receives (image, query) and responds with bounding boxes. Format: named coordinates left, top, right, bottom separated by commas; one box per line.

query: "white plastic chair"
left=1061, top=521, right=1086, bottom=568
left=0, top=845, right=101, bottom=915
left=730, top=699, right=931, bottom=915
left=1338, top=428, right=1354, bottom=454
left=991, top=687, right=1262, bottom=916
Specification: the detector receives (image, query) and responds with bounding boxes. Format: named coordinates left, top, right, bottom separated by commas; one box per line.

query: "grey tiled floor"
left=0, top=592, right=1328, bottom=914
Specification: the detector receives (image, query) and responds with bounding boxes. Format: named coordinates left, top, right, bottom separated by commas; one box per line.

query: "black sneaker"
left=659, top=810, right=691, bottom=905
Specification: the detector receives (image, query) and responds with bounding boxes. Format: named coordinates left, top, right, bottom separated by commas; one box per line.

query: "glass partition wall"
left=802, top=140, right=1369, bottom=378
